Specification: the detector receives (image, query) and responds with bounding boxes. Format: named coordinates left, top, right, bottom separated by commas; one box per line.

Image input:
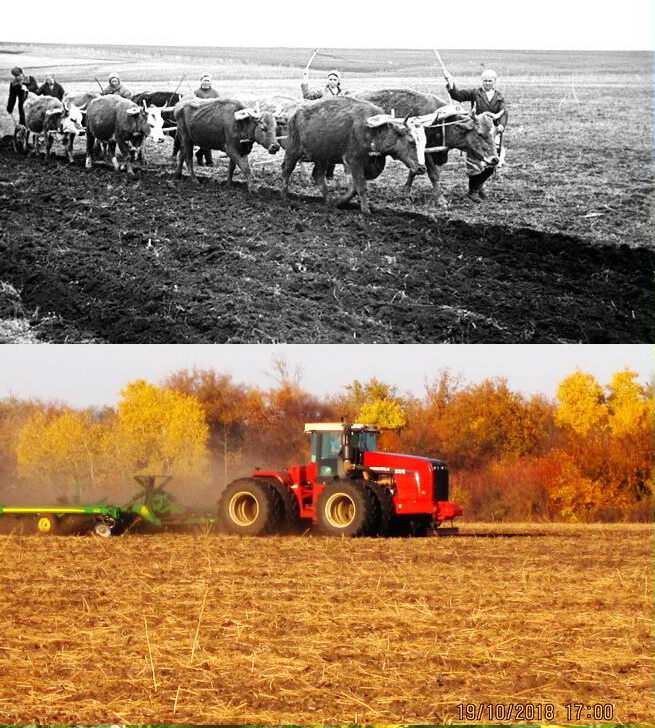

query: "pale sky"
left=0, top=345, right=651, bottom=408
left=2, top=0, right=653, bottom=50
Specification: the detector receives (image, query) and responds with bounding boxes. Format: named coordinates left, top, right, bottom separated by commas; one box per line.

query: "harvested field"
left=0, top=523, right=652, bottom=724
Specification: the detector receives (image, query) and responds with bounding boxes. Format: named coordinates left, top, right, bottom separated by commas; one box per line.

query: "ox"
left=85, top=95, right=164, bottom=175
left=132, top=91, right=180, bottom=155
left=281, top=96, right=426, bottom=214
left=174, top=98, right=279, bottom=190
left=356, top=88, right=499, bottom=206
left=22, top=93, right=80, bottom=160
left=58, top=101, right=85, bottom=162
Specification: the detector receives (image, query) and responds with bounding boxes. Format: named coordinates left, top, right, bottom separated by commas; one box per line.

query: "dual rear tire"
left=217, top=478, right=298, bottom=536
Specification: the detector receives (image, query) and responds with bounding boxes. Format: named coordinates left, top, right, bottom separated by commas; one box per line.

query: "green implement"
left=0, top=504, right=123, bottom=536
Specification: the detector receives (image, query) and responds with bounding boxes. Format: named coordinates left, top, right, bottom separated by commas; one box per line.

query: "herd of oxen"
left=12, top=86, right=500, bottom=213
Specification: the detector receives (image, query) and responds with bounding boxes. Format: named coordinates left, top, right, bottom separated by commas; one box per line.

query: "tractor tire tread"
left=217, top=477, right=283, bottom=536
left=259, top=477, right=301, bottom=534
left=316, top=479, right=379, bottom=537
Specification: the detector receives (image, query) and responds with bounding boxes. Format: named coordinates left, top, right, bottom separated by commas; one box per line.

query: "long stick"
left=433, top=49, right=449, bottom=76
left=167, top=75, right=185, bottom=107
left=304, top=48, right=319, bottom=73
left=433, top=49, right=453, bottom=100
left=93, top=77, right=103, bottom=92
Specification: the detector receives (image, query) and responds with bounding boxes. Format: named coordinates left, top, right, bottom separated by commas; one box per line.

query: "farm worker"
left=443, top=68, right=508, bottom=202
left=6, top=66, right=38, bottom=126
left=101, top=74, right=132, bottom=99
left=193, top=73, right=220, bottom=166
left=301, top=69, right=344, bottom=100
left=37, top=74, right=65, bottom=101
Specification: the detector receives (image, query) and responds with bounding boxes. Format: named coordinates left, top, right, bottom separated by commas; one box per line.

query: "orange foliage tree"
left=165, top=368, right=265, bottom=479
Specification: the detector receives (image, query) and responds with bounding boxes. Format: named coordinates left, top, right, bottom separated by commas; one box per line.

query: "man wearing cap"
left=37, top=74, right=65, bottom=100
left=301, top=69, right=344, bottom=100
left=6, top=67, right=38, bottom=126
left=101, top=74, right=132, bottom=98
left=444, top=68, right=508, bottom=202
left=193, top=74, right=220, bottom=166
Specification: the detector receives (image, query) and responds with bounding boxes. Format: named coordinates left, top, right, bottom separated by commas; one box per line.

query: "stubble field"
left=0, top=45, right=652, bottom=343
left=0, top=523, right=652, bottom=725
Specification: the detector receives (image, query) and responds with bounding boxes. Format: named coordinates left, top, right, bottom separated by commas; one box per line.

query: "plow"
left=0, top=474, right=215, bottom=537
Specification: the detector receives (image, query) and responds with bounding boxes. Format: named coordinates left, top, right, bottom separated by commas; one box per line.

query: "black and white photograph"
left=0, top=0, right=652, bottom=343
left=0, top=1, right=653, bottom=727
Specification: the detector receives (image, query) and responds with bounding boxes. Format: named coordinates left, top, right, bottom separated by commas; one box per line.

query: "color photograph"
left=0, top=344, right=652, bottom=724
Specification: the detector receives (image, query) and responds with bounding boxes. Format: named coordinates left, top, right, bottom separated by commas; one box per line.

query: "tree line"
left=0, top=363, right=651, bottom=521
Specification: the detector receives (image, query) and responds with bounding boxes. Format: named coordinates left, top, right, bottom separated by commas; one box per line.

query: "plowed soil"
left=0, top=141, right=652, bottom=343
left=0, top=524, right=652, bottom=725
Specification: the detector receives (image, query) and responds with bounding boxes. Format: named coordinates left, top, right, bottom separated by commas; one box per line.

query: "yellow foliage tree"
left=555, top=370, right=608, bottom=436
left=104, top=380, right=209, bottom=483
left=358, top=397, right=407, bottom=430
left=607, top=368, right=652, bottom=437
left=16, top=408, right=102, bottom=498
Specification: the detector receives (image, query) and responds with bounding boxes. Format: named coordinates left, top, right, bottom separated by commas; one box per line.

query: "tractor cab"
left=304, top=422, right=379, bottom=480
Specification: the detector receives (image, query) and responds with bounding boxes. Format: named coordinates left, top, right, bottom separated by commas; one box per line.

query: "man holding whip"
left=435, top=50, right=508, bottom=202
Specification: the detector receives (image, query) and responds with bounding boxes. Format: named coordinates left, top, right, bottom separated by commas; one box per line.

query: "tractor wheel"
left=367, top=484, right=395, bottom=536
left=316, top=480, right=378, bottom=537
left=217, top=478, right=283, bottom=536
left=35, top=514, right=58, bottom=535
left=258, top=477, right=302, bottom=534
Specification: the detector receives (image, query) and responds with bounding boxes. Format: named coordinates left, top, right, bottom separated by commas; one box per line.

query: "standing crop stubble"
left=0, top=524, right=652, bottom=724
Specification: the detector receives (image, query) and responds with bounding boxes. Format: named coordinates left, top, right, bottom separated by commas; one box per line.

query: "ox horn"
left=366, top=113, right=394, bottom=128
left=234, top=108, right=251, bottom=121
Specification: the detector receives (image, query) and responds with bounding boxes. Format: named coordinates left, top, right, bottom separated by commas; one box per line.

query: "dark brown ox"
left=22, top=93, right=67, bottom=159
left=84, top=95, right=153, bottom=176
left=282, top=96, right=426, bottom=214
left=174, top=98, right=280, bottom=190
left=356, top=88, right=499, bottom=206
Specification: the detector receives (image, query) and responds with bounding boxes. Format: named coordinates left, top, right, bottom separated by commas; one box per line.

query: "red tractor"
left=217, top=422, right=462, bottom=537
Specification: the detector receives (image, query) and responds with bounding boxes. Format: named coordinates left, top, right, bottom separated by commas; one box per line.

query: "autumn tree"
left=551, top=368, right=653, bottom=519
left=249, top=358, right=335, bottom=468
left=104, top=380, right=209, bottom=487
left=164, top=368, right=265, bottom=478
left=416, top=377, right=552, bottom=468
left=0, top=397, right=58, bottom=495
left=16, top=407, right=104, bottom=499
left=555, top=370, right=608, bottom=436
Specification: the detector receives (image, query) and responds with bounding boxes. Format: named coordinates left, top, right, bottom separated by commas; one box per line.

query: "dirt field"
left=0, top=523, right=651, bottom=725
left=0, top=46, right=652, bottom=343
